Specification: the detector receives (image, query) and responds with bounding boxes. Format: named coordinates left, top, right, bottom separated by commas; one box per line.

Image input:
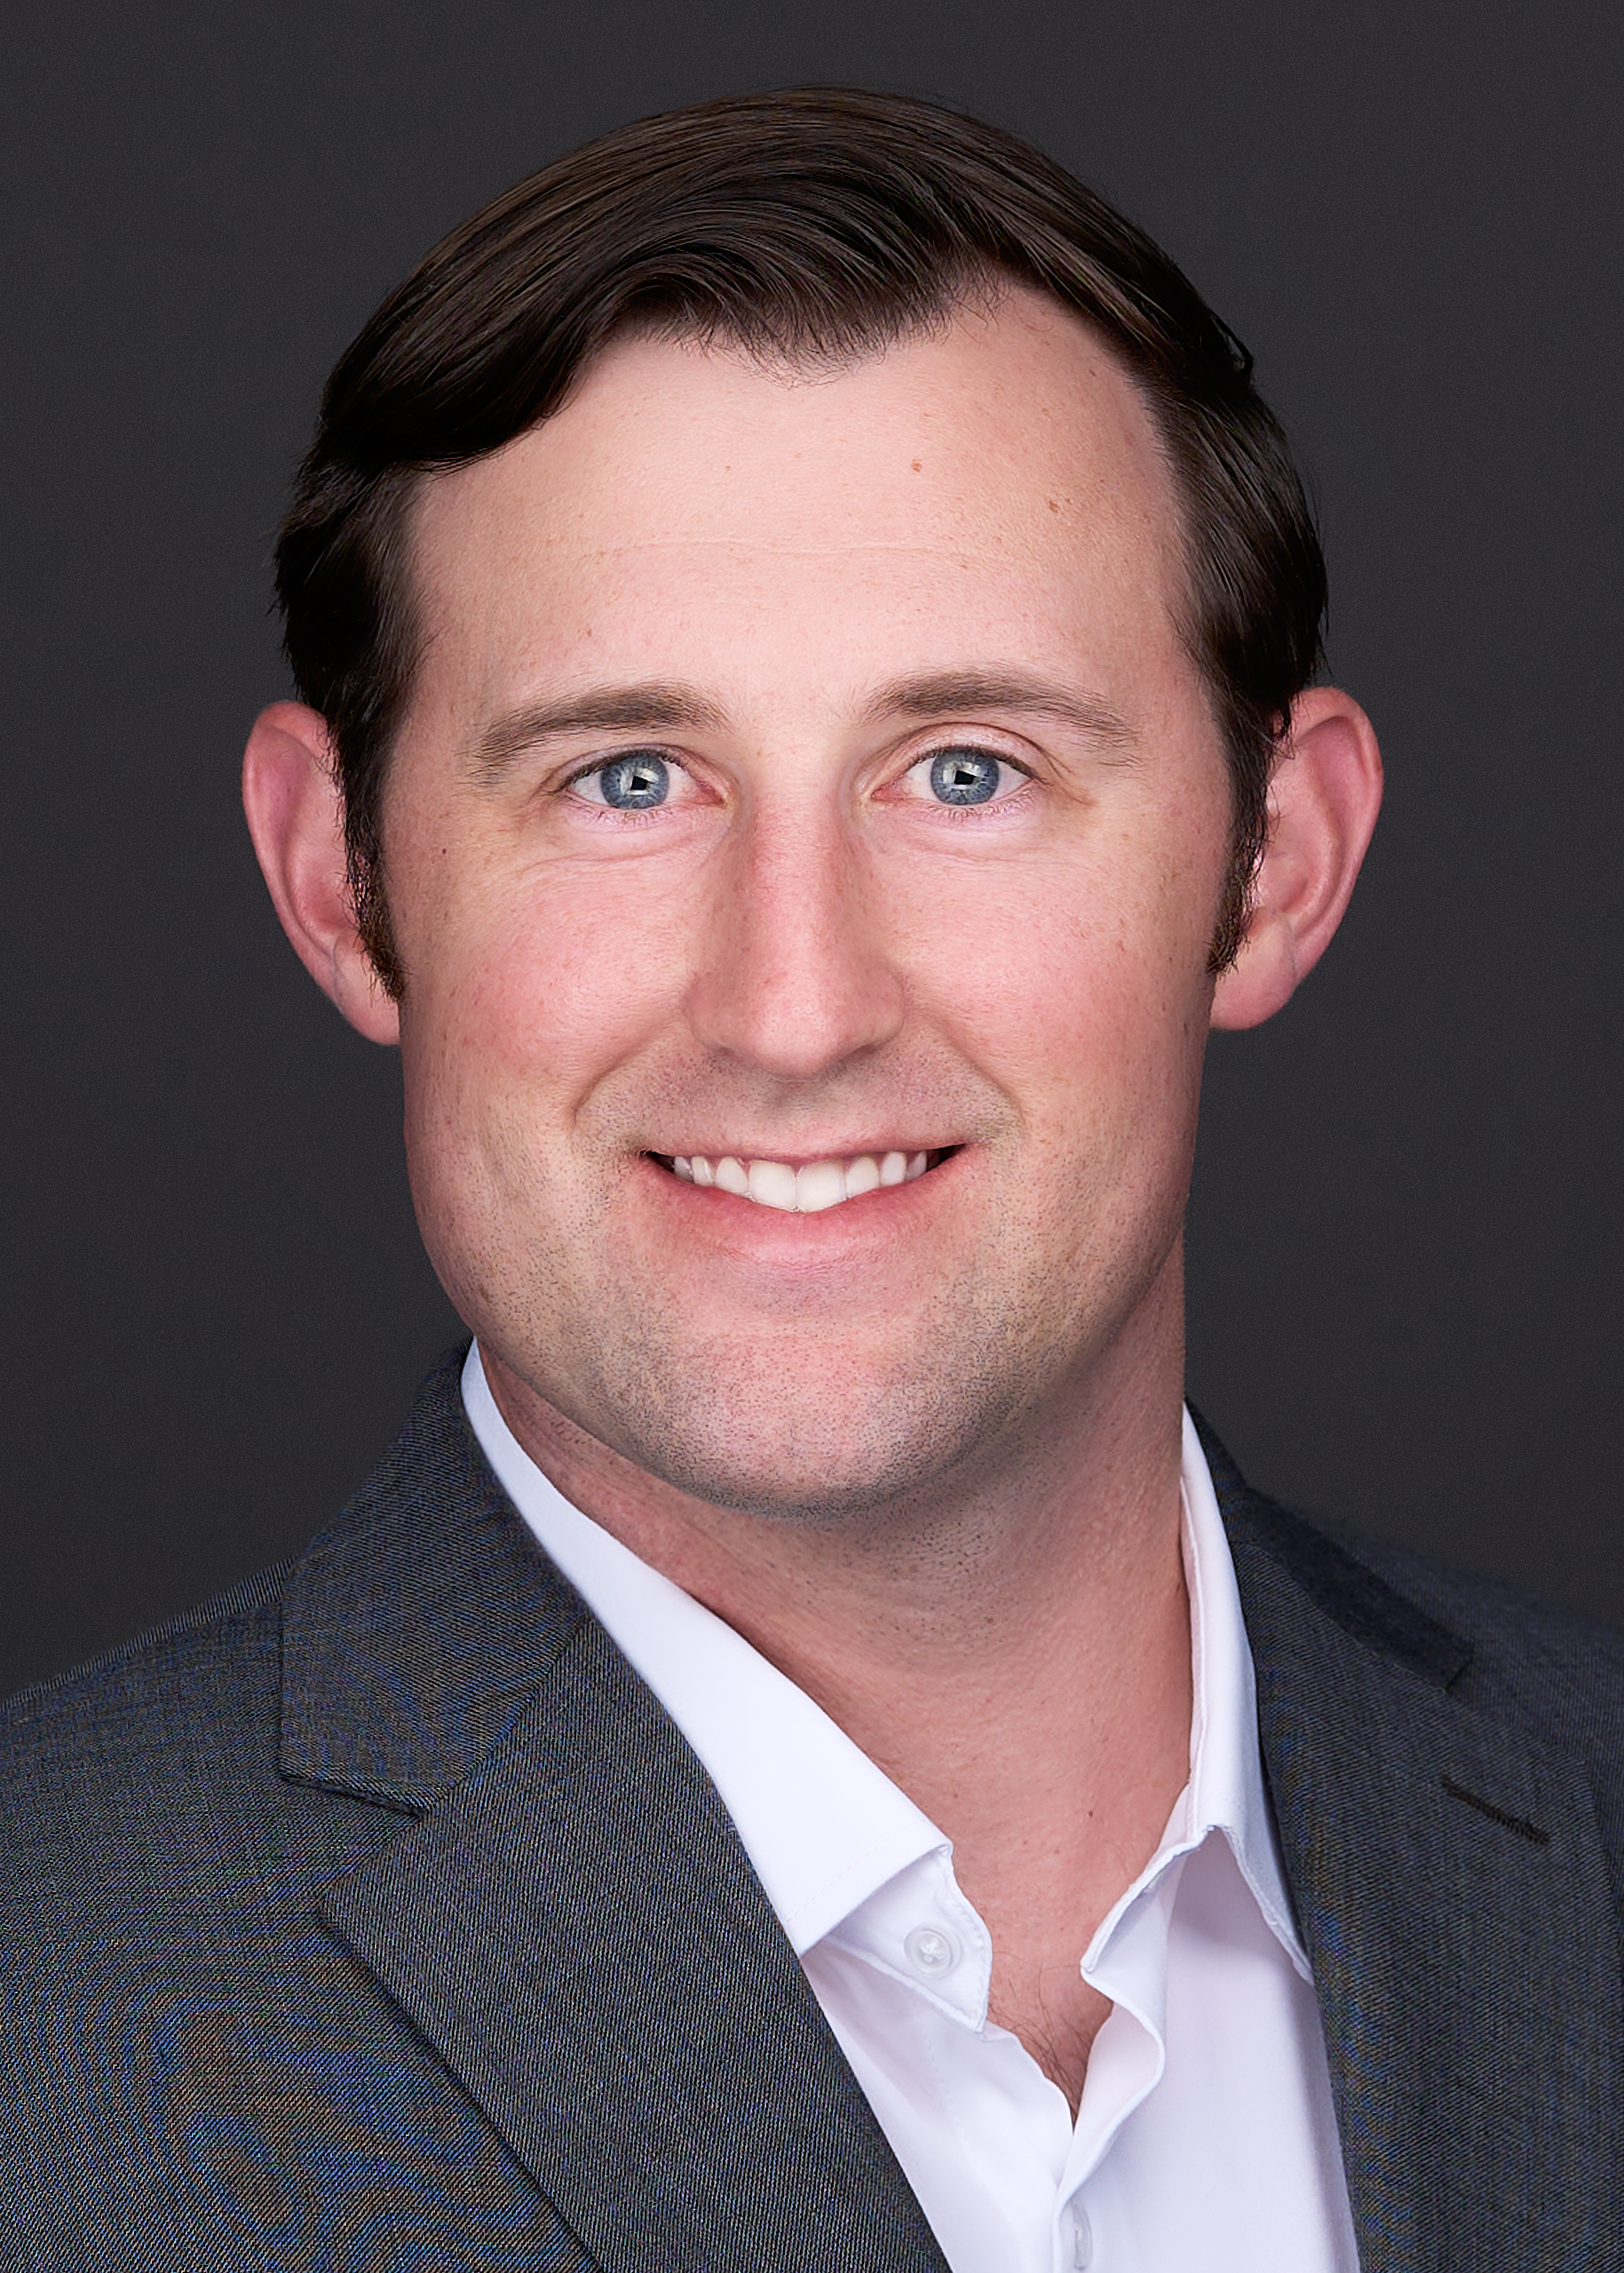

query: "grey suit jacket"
left=2, top=1349, right=1621, bottom=2270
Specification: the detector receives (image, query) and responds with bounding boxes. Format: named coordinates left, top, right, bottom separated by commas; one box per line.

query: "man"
left=3, top=86, right=1620, bottom=2273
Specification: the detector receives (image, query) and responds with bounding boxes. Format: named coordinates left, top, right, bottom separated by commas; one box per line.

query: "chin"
left=603, top=1359, right=1025, bottom=1530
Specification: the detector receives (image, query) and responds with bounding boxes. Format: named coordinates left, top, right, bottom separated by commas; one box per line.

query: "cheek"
left=889, top=824, right=1220, bottom=1130
left=392, top=910, right=662, bottom=1288
left=396, top=827, right=696, bottom=1113
left=396, top=916, right=639, bottom=1285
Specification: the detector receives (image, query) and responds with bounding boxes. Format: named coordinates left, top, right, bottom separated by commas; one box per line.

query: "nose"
left=683, top=796, right=907, bottom=1082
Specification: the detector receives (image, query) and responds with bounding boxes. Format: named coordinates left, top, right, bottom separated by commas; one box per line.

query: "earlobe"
left=241, top=701, right=400, bottom=1045
left=1209, top=687, right=1383, bottom=1033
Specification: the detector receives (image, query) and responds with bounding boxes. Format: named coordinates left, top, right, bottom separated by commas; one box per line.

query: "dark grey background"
left=3, top=0, right=1619, bottom=1698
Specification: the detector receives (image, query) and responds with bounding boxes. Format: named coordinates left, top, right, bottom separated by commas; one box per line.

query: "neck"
left=482, top=1251, right=1193, bottom=2110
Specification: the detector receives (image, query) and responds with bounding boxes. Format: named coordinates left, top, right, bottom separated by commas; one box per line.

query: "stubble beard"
left=478, top=1183, right=1170, bottom=1546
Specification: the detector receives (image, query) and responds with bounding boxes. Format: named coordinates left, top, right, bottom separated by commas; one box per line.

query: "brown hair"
left=275, top=86, right=1326, bottom=993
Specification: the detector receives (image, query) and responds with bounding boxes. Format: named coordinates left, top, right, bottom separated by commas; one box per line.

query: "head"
left=246, top=90, right=1380, bottom=1531
left=276, top=87, right=1330, bottom=992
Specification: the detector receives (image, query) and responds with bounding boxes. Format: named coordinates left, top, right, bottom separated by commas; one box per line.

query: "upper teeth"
left=669, top=1151, right=930, bottom=1210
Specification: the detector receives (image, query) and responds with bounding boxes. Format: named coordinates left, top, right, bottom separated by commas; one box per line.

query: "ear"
left=1210, top=686, right=1383, bottom=1032
left=242, top=701, right=400, bottom=1045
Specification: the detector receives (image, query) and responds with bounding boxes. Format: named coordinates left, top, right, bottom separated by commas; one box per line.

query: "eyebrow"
left=867, top=670, right=1137, bottom=747
left=472, top=683, right=726, bottom=777
left=470, top=666, right=1136, bottom=779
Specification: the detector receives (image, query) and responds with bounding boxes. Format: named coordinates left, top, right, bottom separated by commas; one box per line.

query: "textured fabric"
left=1201, top=1421, right=1624, bottom=2271
left=466, top=1344, right=1356, bottom=2271
left=1, top=1350, right=1620, bottom=2270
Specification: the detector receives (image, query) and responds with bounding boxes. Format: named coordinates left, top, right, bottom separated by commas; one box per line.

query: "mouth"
left=650, top=1147, right=956, bottom=1214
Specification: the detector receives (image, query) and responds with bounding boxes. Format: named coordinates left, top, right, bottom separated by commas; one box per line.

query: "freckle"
left=1047, top=497, right=1059, bottom=512
left=911, top=459, right=923, bottom=473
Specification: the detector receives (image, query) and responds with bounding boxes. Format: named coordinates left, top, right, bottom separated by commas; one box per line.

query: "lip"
left=636, top=1143, right=965, bottom=1248
left=648, top=1145, right=958, bottom=1171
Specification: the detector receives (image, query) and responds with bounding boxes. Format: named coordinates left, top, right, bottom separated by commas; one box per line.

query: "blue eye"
left=596, top=752, right=670, bottom=809
left=928, top=748, right=1003, bottom=805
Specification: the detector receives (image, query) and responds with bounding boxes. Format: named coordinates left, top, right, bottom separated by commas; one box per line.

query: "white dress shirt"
left=463, top=1345, right=1359, bottom=2272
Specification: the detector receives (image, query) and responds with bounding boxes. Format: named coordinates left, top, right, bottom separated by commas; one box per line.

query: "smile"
left=662, top=1150, right=938, bottom=1212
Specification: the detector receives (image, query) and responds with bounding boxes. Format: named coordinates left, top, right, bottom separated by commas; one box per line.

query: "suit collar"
left=279, top=1346, right=588, bottom=1810
left=282, top=1350, right=947, bottom=2273
left=1201, top=1417, right=1624, bottom=2272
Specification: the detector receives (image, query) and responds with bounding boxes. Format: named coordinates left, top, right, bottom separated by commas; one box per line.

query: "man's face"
left=381, top=290, right=1234, bottom=1521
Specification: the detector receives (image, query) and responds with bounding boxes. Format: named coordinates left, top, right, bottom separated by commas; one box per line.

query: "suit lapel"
left=291, top=1357, right=1620, bottom=2267
left=283, top=1352, right=947, bottom=2273
left=1209, top=1435, right=1624, bottom=2272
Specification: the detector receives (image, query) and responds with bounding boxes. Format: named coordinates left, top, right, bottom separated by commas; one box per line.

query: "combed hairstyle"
left=275, top=87, right=1327, bottom=994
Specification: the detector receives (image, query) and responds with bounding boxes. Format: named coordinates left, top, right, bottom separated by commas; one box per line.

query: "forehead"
left=406, top=289, right=1193, bottom=719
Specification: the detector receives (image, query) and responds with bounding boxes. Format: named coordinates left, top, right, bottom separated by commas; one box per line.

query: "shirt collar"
left=1163, top=1408, right=1308, bottom=1975
left=462, top=1343, right=1305, bottom=1976
left=462, top=1343, right=939, bottom=1953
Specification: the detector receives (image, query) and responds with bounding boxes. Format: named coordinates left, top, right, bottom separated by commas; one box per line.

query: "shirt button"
left=902, top=1924, right=961, bottom=1978
left=1071, top=2207, right=1093, bottom=2268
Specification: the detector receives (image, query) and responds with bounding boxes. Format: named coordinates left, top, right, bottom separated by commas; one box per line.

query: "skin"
left=245, top=289, right=1382, bottom=2111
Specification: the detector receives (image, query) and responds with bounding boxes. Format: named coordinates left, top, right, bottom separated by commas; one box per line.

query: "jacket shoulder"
left=0, top=1557, right=387, bottom=1913
left=0, top=1374, right=589, bottom=2271
left=1, top=1559, right=291, bottom=1781
left=0, top=1344, right=567, bottom=1903
left=1315, top=1516, right=1624, bottom=1755
left=1196, top=1412, right=1624, bottom=1743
